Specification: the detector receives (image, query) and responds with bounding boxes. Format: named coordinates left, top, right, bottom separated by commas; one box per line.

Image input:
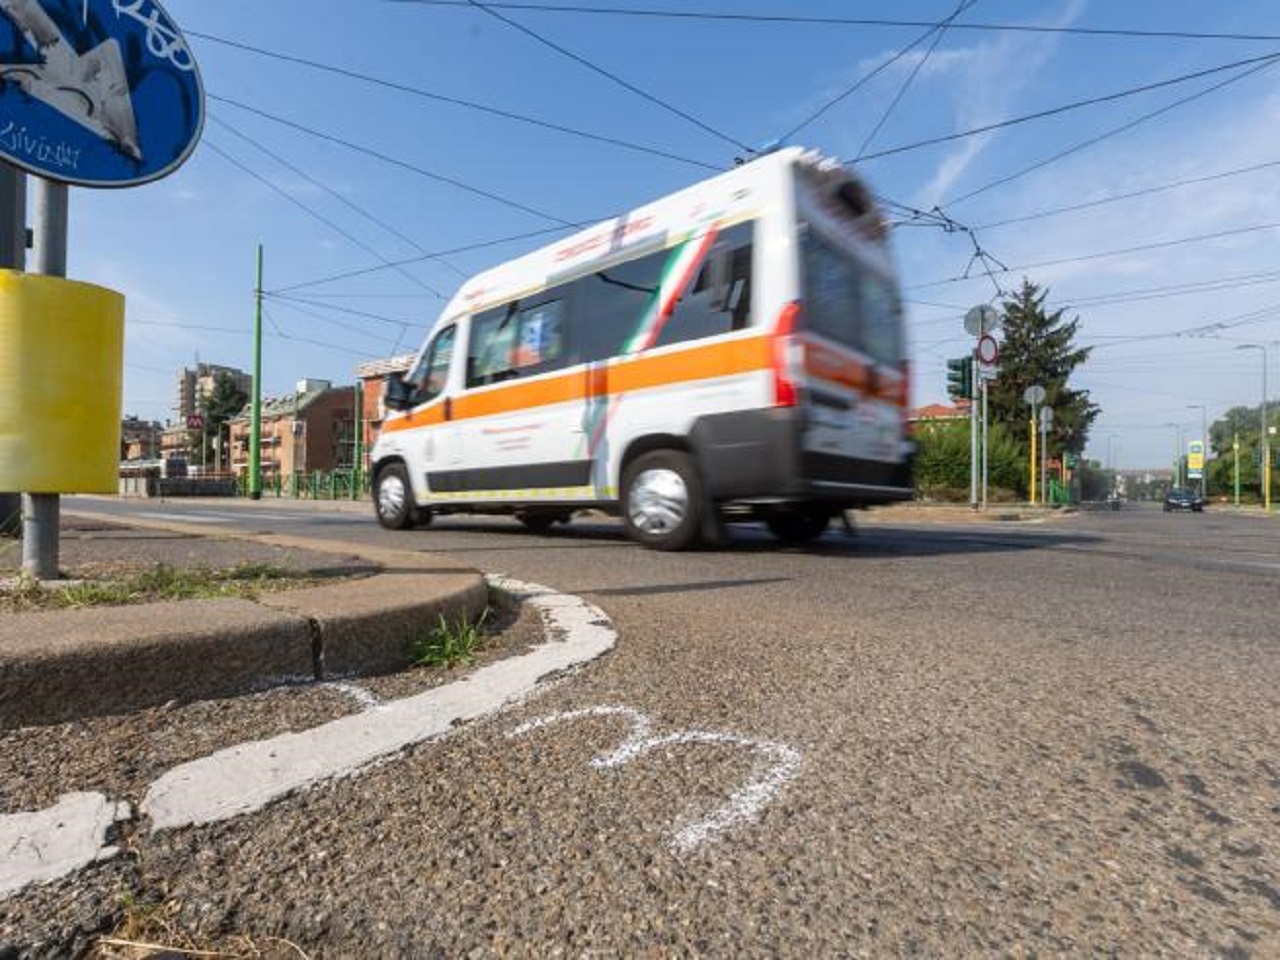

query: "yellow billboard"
left=1187, top=440, right=1205, bottom=473
left=0, top=270, right=125, bottom=492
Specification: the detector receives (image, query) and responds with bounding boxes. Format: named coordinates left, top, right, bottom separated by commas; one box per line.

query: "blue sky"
left=47, top=0, right=1280, bottom=469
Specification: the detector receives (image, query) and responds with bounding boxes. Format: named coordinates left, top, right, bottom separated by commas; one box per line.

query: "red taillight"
left=772, top=301, right=802, bottom=407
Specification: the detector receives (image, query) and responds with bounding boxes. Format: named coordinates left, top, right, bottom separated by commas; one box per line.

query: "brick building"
left=227, top=380, right=357, bottom=484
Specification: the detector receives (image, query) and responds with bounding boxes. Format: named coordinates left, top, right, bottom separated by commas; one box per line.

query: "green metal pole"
left=353, top=383, right=363, bottom=500
left=249, top=245, right=264, bottom=500
left=1234, top=433, right=1240, bottom=506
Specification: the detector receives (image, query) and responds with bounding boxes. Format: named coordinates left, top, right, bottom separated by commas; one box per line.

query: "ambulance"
left=371, top=148, right=913, bottom=550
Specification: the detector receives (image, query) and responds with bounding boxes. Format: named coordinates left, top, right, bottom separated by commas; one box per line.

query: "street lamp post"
left=1162, top=422, right=1184, bottom=491
left=1235, top=345, right=1270, bottom=511
left=1186, top=404, right=1207, bottom=498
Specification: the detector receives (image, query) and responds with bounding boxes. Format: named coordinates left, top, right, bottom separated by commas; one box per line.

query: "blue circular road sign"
left=0, top=0, right=203, bottom=188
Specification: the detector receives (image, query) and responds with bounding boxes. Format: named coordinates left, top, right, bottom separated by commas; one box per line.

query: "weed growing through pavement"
left=411, top=608, right=492, bottom=669
left=0, top=562, right=312, bottom=612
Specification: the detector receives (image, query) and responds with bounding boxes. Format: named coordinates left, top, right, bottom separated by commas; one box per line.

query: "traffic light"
left=946, top=356, right=973, bottom=400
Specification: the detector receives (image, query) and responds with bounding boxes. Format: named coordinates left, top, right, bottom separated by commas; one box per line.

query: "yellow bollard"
left=0, top=270, right=125, bottom=492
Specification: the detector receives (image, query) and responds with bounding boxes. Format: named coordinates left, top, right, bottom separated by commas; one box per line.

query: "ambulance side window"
left=467, top=299, right=570, bottom=387
left=409, top=325, right=456, bottom=404
left=655, top=222, right=754, bottom=349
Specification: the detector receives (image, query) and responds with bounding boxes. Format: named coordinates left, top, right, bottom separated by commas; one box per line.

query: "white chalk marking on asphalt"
left=0, top=793, right=131, bottom=898
left=507, top=705, right=802, bottom=853
left=142, top=576, right=615, bottom=832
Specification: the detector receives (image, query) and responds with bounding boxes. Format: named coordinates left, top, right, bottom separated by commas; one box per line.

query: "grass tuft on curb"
left=0, top=562, right=314, bottom=612
left=411, top=609, right=491, bottom=669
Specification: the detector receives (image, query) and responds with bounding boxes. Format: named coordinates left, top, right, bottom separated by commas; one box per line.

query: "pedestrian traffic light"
left=946, top=356, right=972, bottom=400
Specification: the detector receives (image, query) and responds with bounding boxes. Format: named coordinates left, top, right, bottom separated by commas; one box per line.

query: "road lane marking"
left=508, top=705, right=802, bottom=852
left=0, top=793, right=131, bottom=897
left=135, top=511, right=230, bottom=524
left=142, top=575, right=615, bottom=832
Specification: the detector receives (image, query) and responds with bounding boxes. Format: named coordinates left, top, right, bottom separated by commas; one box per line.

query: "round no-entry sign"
left=976, top=334, right=999, bottom=365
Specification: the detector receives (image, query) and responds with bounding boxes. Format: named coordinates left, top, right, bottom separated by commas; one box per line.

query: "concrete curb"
left=0, top=512, right=490, bottom=730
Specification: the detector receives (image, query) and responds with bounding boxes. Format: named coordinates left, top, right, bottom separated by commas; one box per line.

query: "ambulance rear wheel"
left=374, top=462, right=417, bottom=530
left=622, top=450, right=702, bottom=551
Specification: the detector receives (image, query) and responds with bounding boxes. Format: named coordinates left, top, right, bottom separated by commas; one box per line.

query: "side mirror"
left=383, top=373, right=414, bottom=411
left=706, top=242, right=732, bottom=312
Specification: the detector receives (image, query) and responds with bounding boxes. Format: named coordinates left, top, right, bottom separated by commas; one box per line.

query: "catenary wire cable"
left=211, top=115, right=466, bottom=283
left=385, top=2, right=1280, bottom=43
left=203, top=139, right=448, bottom=302
left=187, top=31, right=721, bottom=173
left=210, top=94, right=576, bottom=225
left=853, top=50, right=1280, bottom=165
left=972, top=158, right=1280, bottom=230
left=782, top=0, right=974, bottom=143
left=461, top=0, right=752, bottom=153
left=943, top=55, right=1280, bottom=206
left=855, top=0, right=976, bottom=159
left=270, top=222, right=593, bottom=294
left=908, top=220, right=1280, bottom=291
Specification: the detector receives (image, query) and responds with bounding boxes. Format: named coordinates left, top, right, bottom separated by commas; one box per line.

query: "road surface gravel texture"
left=1, top=500, right=1278, bottom=957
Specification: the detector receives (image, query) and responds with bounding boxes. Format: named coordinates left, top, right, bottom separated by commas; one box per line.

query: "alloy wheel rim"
left=628, top=467, right=688, bottom=534
left=378, top=473, right=406, bottom=518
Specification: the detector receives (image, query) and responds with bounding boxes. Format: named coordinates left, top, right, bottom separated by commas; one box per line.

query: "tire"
left=766, top=506, right=833, bottom=543
left=621, top=450, right=703, bottom=551
left=516, top=509, right=569, bottom=534
left=374, top=462, right=418, bottom=530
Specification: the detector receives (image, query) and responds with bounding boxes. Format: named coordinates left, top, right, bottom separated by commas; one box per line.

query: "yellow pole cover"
left=0, top=269, right=125, bottom=493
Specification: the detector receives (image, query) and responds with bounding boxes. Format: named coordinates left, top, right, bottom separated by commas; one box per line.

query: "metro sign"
left=0, top=0, right=203, bottom=187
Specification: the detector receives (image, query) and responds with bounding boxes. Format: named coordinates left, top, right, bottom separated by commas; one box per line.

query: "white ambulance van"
left=371, top=147, right=913, bottom=550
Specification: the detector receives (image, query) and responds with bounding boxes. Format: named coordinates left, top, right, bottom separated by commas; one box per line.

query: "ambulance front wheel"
left=621, top=450, right=703, bottom=551
left=374, top=462, right=422, bottom=530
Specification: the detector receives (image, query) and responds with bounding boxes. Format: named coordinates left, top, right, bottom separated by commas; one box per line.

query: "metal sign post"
left=964, top=306, right=1000, bottom=511
left=1024, top=385, right=1046, bottom=505
left=1039, top=405, right=1054, bottom=505
left=20, top=179, right=68, bottom=579
left=0, top=0, right=203, bottom=578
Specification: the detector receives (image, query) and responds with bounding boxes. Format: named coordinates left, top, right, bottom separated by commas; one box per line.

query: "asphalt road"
left=7, top=498, right=1280, bottom=957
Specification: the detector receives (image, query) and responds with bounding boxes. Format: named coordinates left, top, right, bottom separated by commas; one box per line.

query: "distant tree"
left=196, top=373, right=249, bottom=467
left=986, top=279, right=1100, bottom=469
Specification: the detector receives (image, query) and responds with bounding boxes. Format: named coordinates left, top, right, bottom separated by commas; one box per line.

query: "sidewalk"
left=0, top=512, right=489, bottom=729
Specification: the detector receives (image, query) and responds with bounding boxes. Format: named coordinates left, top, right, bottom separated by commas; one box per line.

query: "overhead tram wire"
left=461, top=0, right=752, bottom=155
left=128, top=316, right=388, bottom=360
left=387, top=2, right=1280, bottom=43
left=854, top=49, right=1280, bottom=166
left=203, top=139, right=448, bottom=302
left=263, top=293, right=422, bottom=331
left=908, top=219, right=1280, bottom=291
left=186, top=32, right=720, bottom=173
left=944, top=54, right=1280, bottom=208
left=270, top=222, right=594, bottom=295
left=211, top=94, right=576, bottom=226
left=262, top=296, right=415, bottom=354
left=854, top=0, right=976, bottom=159
left=972, top=158, right=1280, bottom=230
left=211, top=116, right=466, bottom=283
left=782, top=0, right=976, bottom=143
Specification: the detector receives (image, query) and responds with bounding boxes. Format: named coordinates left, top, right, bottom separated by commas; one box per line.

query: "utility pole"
left=1233, top=433, right=1240, bottom=506
left=353, top=382, right=364, bottom=500
left=249, top=245, right=264, bottom=500
left=22, top=180, right=68, bottom=579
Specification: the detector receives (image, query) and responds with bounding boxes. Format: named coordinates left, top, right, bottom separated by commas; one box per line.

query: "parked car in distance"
left=1163, top=487, right=1204, bottom=512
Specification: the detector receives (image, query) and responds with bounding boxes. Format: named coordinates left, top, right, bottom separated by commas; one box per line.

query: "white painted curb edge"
left=141, top=575, right=616, bottom=832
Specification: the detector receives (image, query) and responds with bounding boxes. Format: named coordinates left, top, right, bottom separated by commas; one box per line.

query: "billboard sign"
left=1187, top=440, right=1205, bottom=479
left=0, top=0, right=203, bottom=187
